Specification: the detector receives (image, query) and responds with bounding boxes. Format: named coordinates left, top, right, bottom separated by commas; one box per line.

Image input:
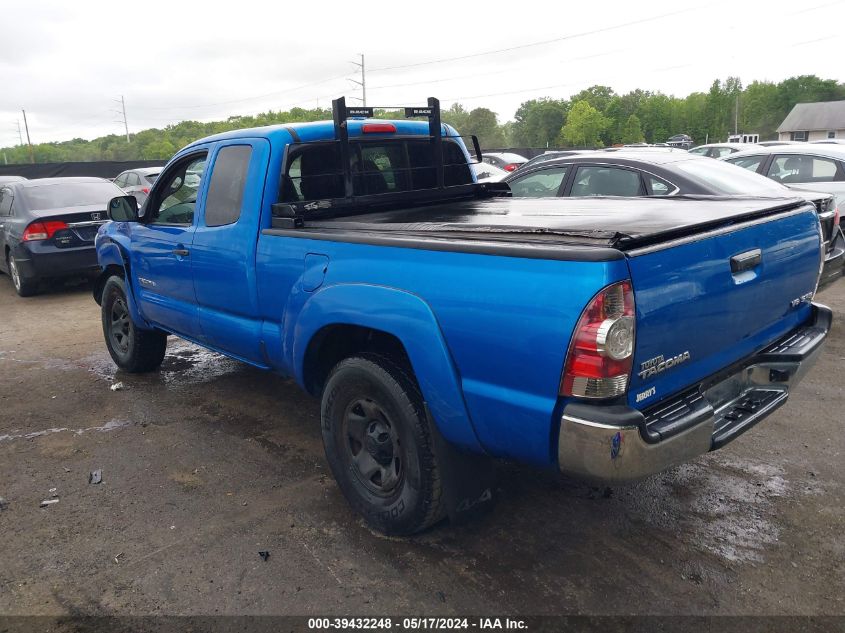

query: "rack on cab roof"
left=271, top=96, right=509, bottom=229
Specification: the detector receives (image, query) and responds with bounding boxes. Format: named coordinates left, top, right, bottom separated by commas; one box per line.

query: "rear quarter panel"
left=256, top=235, right=629, bottom=465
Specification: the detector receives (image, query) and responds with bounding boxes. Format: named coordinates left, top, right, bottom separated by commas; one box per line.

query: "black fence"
left=0, top=160, right=166, bottom=180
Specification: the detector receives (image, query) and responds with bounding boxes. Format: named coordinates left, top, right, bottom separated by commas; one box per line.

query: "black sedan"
left=503, top=151, right=844, bottom=287
left=0, top=177, right=124, bottom=296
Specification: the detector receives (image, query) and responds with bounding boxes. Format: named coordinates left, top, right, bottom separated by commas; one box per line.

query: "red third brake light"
left=504, top=164, right=519, bottom=172
left=22, top=221, right=69, bottom=242
left=560, top=281, right=635, bottom=399
left=362, top=123, right=396, bottom=134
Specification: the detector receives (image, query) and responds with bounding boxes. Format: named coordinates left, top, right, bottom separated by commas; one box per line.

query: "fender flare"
left=291, top=283, right=484, bottom=453
left=96, top=239, right=146, bottom=327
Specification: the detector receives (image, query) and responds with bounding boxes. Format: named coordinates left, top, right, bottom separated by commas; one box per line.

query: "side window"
left=114, top=173, right=127, bottom=188
left=0, top=188, right=12, bottom=216
left=712, top=147, right=735, bottom=158
left=204, top=145, right=252, bottom=227
left=570, top=166, right=643, bottom=196
left=647, top=175, right=674, bottom=196
left=726, top=155, right=764, bottom=172
left=767, top=155, right=838, bottom=183
left=508, top=167, right=568, bottom=198
left=688, top=147, right=709, bottom=156
left=146, top=153, right=207, bottom=225
left=125, top=172, right=141, bottom=186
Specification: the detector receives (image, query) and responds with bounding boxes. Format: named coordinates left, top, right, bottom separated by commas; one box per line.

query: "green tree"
left=463, top=107, right=505, bottom=149
left=511, top=98, right=569, bottom=147
left=557, top=100, right=608, bottom=147
left=620, top=114, right=645, bottom=144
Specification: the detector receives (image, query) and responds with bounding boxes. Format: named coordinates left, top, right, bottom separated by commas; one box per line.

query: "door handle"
left=730, top=248, right=762, bottom=274
left=172, top=248, right=190, bottom=257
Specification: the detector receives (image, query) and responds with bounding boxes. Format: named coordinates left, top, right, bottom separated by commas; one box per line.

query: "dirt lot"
left=0, top=275, right=843, bottom=619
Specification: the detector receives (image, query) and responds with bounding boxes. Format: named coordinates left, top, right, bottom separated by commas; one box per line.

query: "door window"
left=725, top=155, right=765, bottom=172
left=767, top=155, right=839, bottom=183
left=570, top=166, right=643, bottom=196
left=646, top=175, right=675, bottom=196
left=711, top=146, right=736, bottom=158
left=114, top=173, right=128, bottom=187
left=204, top=145, right=252, bottom=227
left=507, top=167, right=568, bottom=198
left=0, top=188, right=12, bottom=216
left=125, top=172, right=141, bottom=186
left=147, top=153, right=207, bottom=225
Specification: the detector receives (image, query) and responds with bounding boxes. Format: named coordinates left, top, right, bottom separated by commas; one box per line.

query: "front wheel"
left=101, top=275, right=167, bottom=373
left=321, top=355, right=445, bottom=535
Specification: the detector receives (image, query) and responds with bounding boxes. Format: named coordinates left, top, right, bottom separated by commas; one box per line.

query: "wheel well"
left=303, top=325, right=412, bottom=397
left=93, top=265, right=125, bottom=305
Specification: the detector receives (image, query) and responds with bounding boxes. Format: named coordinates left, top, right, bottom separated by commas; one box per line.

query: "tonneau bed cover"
left=286, top=195, right=813, bottom=251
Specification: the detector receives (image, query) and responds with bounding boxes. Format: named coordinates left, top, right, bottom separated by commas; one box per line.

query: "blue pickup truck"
left=94, top=98, right=831, bottom=534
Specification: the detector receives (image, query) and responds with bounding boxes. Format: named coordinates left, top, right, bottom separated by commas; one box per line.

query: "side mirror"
left=108, top=195, right=139, bottom=222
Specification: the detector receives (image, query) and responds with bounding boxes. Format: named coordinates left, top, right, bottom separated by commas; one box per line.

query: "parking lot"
left=0, top=277, right=843, bottom=618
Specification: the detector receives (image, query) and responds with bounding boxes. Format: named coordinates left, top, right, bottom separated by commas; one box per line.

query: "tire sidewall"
left=101, top=276, right=134, bottom=367
left=322, top=358, right=429, bottom=534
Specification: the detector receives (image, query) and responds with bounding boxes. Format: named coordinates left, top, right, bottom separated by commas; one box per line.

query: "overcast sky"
left=1, top=0, right=843, bottom=148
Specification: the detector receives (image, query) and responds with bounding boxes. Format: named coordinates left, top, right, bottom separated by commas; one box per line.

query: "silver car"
left=113, top=167, right=161, bottom=205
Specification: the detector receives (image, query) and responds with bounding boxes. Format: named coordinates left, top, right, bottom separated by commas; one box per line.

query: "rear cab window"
left=282, top=139, right=472, bottom=203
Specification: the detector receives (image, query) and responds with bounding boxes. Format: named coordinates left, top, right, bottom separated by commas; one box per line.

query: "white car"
left=471, top=162, right=508, bottom=183
left=688, top=143, right=759, bottom=158
left=721, top=143, right=845, bottom=210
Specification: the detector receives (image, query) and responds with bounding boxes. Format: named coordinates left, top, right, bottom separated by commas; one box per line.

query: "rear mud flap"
left=425, top=404, right=497, bottom=525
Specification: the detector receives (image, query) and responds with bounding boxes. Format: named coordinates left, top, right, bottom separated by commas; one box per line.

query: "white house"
left=777, top=101, right=845, bottom=142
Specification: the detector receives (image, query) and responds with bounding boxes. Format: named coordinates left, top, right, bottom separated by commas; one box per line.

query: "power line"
left=366, top=48, right=632, bottom=92
left=368, top=7, right=697, bottom=73
left=133, top=72, right=352, bottom=113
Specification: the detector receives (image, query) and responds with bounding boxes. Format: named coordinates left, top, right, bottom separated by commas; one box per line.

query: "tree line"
left=3, top=75, right=844, bottom=164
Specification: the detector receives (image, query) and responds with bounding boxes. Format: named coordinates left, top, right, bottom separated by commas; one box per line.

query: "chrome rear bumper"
left=557, top=303, right=831, bottom=482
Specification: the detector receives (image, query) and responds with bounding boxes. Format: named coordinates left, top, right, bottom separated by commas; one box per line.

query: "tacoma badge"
left=638, top=351, right=691, bottom=380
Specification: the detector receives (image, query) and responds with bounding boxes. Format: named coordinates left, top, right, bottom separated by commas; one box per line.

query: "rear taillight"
left=504, top=164, right=519, bottom=172
left=560, top=281, right=635, bottom=399
left=22, top=221, right=69, bottom=241
left=362, top=123, right=396, bottom=134
left=142, top=187, right=150, bottom=194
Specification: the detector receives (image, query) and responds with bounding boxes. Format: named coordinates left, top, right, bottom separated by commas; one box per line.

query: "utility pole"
left=13, top=120, right=22, bottom=145
left=112, top=95, right=130, bottom=142
left=21, top=109, right=34, bottom=164
left=734, top=94, right=739, bottom=135
left=349, top=54, right=366, bottom=106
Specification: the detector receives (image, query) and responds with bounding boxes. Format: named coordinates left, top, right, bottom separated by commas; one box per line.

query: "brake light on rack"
left=142, top=187, right=150, bottom=194
left=362, top=123, right=396, bottom=134
left=22, top=221, right=69, bottom=241
left=560, top=281, right=635, bottom=399
left=504, top=163, right=520, bottom=172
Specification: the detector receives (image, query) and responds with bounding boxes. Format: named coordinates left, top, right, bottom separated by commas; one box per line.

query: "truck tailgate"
left=625, top=203, right=822, bottom=410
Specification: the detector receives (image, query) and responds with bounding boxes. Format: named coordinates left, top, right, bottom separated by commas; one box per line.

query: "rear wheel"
left=101, top=276, right=167, bottom=372
left=321, top=355, right=445, bottom=535
left=7, top=252, right=37, bottom=297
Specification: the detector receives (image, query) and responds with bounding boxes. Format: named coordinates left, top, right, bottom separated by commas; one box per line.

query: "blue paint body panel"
left=95, top=117, right=825, bottom=470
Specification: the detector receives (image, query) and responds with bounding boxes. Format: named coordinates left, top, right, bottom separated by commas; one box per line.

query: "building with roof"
left=777, top=100, right=845, bottom=142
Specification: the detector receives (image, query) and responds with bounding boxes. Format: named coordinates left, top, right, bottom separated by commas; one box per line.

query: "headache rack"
left=271, top=96, right=509, bottom=228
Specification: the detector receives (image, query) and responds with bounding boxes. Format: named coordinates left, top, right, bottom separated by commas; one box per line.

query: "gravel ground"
left=0, top=275, right=843, bottom=618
